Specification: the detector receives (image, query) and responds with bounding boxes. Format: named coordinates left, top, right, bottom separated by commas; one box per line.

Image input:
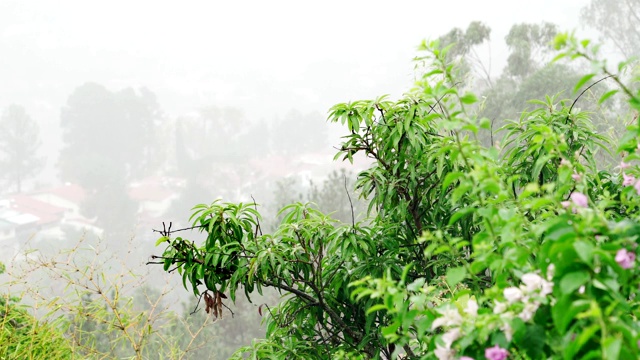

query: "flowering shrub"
left=350, top=35, right=640, bottom=359
left=155, top=34, right=640, bottom=359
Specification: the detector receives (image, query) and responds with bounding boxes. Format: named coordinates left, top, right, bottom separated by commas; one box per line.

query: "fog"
left=1, top=0, right=613, bottom=357
left=0, top=0, right=593, bottom=228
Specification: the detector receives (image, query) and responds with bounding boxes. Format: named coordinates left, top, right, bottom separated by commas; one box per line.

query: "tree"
left=59, top=83, right=161, bottom=187
left=59, top=83, right=162, bottom=238
left=436, top=21, right=491, bottom=86
left=582, top=0, right=640, bottom=58
left=0, top=105, right=44, bottom=193
left=473, top=21, right=615, bottom=163
left=504, top=22, right=557, bottom=78
left=152, top=42, right=483, bottom=358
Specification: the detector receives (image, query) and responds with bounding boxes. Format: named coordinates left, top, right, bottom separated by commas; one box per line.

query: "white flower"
left=546, top=263, right=555, bottom=280
left=518, top=302, right=539, bottom=322
left=578, top=285, right=585, bottom=294
left=431, top=307, right=463, bottom=330
left=504, top=287, right=523, bottom=304
left=442, top=328, right=461, bottom=348
left=540, top=279, right=554, bottom=296
left=465, top=299, right=478, bottom=317
left=434, top=344, right=456, bottom=360
left=500, top=321, right=514, bottom=342
left=493, top=301, right=507, bottom=314
left=521, top=273, right=544, bottom=293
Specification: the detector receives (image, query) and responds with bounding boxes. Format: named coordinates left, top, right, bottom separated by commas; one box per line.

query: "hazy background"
left=1, top=1, right=588, bottom=113
left=1, top=0, right=589, bottom=152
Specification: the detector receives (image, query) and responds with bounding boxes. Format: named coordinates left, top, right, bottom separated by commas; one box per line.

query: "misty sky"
left=1, top=0, right=590, bottom=127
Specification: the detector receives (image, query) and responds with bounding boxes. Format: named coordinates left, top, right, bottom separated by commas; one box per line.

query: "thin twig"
left=250, top=194, right=263, bottom=237
left=569, top=74, right=614, bottom=114
left=343, top=174, right=355, bottom=229
left=152, top=224, right=206, bottom=235
left=190, top=292, right=206, bottom=315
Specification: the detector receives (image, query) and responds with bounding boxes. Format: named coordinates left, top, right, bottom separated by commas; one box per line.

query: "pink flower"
left=560, top=158, right=570, bottom=167
left=485, top=345, right=508, bottom=360
left=570, top=192, right=588, bottom=208
left=615, top=249, right=636, bottom=269
left=561, top=201, right=570, bottom=208
left=623, top=173, right=636, bottom=186
left=635, top=180, right=640, bottom=195
left=620, top=161, right=631, bottom=169
left=571, top=173, right=581, bottom=181
left=460, top=357, right=475, bottom=360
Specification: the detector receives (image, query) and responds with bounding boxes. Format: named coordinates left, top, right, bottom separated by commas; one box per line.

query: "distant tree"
left=175, top=106, right=254, bottom=167
left=269, top=169, right=366, bottom=231
left=476, top=23, right=609, bottom=140
left=59, top=83, right=162, bottom=238
left=436, top=21, right=492, bottom=85
left=582, top=0, right=640, bottom=58
left=0, top=105, right=44, bottom=193
left=59, top=83, right=161, bottom=187
left=307, top=168, right=367, bottom=224
left=504, top=22, right=557, bottom=78
left=173, top=106, right=269, bottom=199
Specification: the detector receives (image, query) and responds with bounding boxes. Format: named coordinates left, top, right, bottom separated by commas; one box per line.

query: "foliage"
left=0, top=105, right=44, bottom=193
left=350, top=35, right=640, bottom=359
left=272, top=168, right=367, bottom=227
left=154, top=34, right=640, bottom=359
left=6, top=236, right=234, bottom=360
left=1, top=261, right=74, bottom=359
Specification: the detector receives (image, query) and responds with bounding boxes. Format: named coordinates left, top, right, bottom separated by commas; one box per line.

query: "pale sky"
left=0, top=0, right=590, bottom=124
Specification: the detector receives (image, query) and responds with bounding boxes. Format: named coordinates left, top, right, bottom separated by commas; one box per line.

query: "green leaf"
left=155, top=236, right=169, bottom=246
left=366, top=304, right=389, bottom=315
left=442, top=172, right=464, bottom=191
left=603, top=337, right=621, bottom=360
left=553, top=297, right=590, bottom=333
left=559, top=271, right=590, bottom=294
left=573, top=241, right=594, bottom=264
left=566, top=324, right=600, bottom=358
left=448, top=207, right=475, bottom=225
left=459, top=92, right=478, bottom=105
left=521, top=324, right=546, bottom=359
left=598, top=89, right=618, bottom=105
left=479, top=117, right=491, bottom=130
left=446, top=266, right=466, bottom=287
left=573, top=74, right=596, bottom=94
left=381, top=320, right=401, bottom=338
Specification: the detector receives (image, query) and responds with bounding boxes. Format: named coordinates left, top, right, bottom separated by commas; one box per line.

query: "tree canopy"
left=0, top=105, right=43, bottom=193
